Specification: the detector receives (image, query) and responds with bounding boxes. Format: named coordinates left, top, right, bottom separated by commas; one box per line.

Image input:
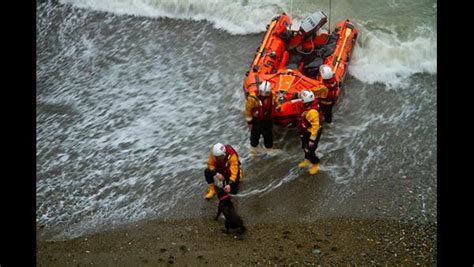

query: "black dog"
left=215, top=187, right=246, bottom=235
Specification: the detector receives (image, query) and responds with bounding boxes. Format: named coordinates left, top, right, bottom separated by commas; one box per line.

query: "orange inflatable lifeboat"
left=243, top=12, right=358, bottom=125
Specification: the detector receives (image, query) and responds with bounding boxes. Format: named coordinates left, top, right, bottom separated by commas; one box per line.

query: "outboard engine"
left=299, top=11, right=327, bottom=37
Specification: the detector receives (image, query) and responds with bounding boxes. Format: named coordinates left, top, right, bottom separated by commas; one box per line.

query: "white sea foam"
left=349, top=23, right=436, bottom=89
left=235, top=166, right=301, bottom=198
left=59, top=0, right=288, bottom=34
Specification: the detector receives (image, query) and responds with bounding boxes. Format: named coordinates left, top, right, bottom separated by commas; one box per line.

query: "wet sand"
left=38, top=217, right=436, bottom=266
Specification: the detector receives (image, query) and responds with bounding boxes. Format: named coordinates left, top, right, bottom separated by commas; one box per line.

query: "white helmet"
left=258, top=81, right=272, bottom=96
left=300, top=89, right=315, bottom=104
left=319, top=64, right=334, bottom=80
left=212, top=143, right=226, bottom=157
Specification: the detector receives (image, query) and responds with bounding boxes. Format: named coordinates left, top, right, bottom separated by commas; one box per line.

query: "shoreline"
left=38, top=217, right=436, bottom=265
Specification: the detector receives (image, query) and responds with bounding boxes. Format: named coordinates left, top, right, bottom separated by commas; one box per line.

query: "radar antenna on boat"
left=328, top=0, right=332, bottom=33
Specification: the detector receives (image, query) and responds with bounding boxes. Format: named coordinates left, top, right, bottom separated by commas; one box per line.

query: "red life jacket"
left=251, top=94, right=273, bottom=121
left=215, top=145, right=240, bottom=180
left=297, top=101, right=322, bottom=133
left=322, top=76, right=339, bottom=103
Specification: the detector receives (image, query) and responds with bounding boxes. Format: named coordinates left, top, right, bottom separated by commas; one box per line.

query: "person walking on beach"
left=204, top=143, right=243, bottom=200
left=297, top=90, right=324, bottom=175
left=244, top=81, right=274, bottom=156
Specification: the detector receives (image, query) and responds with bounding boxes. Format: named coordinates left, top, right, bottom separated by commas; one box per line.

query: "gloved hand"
left=224, top=184, right=231, bottom=193
left=247, top=122, right=253, bottom=130
left=214, top=173, right=224, bottom=181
